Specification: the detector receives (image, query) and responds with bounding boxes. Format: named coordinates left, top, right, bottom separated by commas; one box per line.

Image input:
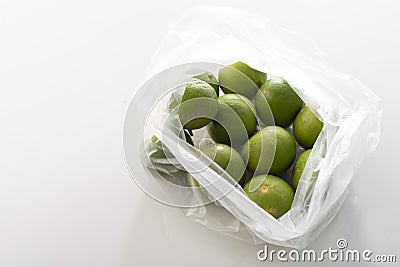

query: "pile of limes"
left=150, top=62, right=323, bottom=219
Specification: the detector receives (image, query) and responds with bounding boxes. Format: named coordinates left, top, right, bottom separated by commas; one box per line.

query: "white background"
left=1, top=0, right=399, bottom=266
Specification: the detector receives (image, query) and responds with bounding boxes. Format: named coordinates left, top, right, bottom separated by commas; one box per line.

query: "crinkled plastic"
left=123, top=6, right=382, bottom=248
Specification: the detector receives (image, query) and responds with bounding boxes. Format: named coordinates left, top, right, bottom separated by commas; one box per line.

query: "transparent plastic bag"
left=123, top=6, right=382, bottom=248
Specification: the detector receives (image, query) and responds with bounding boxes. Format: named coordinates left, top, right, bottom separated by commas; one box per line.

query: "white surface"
left=0, top=0, right=399, bottom=266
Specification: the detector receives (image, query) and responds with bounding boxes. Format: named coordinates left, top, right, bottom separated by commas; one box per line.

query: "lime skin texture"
left=293, top=106, right=323, bottom=149
left=194, top=72, right=219, bottom=96
left=178, top=79, right=218, bottom=130
left=291, top=149, right=311, bottom=189
left=255, top=77, right=303, bottom=128
left=244, top=174, right=294, bottom=219
left=218, top=61, right=267, bottom=98
left=200, top=143, right=246, bottom=186
left=207, top=94, right=257, bottom=146
left=242, top=126, right=296, bottom=175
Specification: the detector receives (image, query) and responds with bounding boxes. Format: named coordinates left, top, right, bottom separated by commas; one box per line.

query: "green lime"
left=193, top=72, right=219, bottom=96
left=244, top=174, right=294, bottom=218
left=207, top=94, right=257, bottom=146
left=255, top=77, right=303, bottom=127
left=293, top=106, right=323, bottom=149
left=218, top=61, right=267, bottom=98
left=292, top=149, right=311, bottom=189
left=207, top=122, right=229, bottom=146
left=178, top=79, right=218, bottom=130
left=242, top=126, right=296, bottom=175
left=200, top=143, right=246, bottom=185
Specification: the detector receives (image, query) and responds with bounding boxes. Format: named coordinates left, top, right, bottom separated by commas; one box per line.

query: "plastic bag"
left=123, top=6, right=382, bottom=248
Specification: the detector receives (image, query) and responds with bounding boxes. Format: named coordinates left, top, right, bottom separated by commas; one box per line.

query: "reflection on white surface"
left=0, top=0, right=399, bottom=266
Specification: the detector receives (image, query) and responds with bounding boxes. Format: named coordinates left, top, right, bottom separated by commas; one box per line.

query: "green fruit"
left=244, top=174, right=294, bottom=218
left=218, top=61, right=267, bottom=98
left=292, top=149, right=311, bottom=189
left=207, top=94, right=257, bottom=146
left=206, top=121, right=229, bottom=146
left=293, top=106, right=323, bottom=149
left=255, top=77, right=303, bottom=127
left=200, top=143, right=246, bottom=185
left=178, top=79, right=218, bottom=130
left=193, top=72, right=219, bottom=96
left=242, top=126, right=296, bottom=175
